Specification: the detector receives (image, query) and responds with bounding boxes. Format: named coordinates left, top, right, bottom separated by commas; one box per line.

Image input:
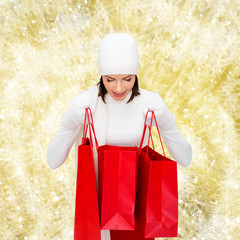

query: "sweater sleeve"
left=47, top=91, right=90, bottom=169
left=148, top=93, right=192, bottom=167
left=47, top=125, right=80, bottom=169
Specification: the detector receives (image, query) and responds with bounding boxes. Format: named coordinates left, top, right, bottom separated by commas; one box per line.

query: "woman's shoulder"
left=140, top=88, right=157, bottom=95
left=81, top=84, right=98, bottom=95
left=139, top=88, right=164, bottom=102
left=139, top=88, right=165, bottom=106
left=69, top=84, right=98, bottom=105
left=74, top=84, right=98, bottom=98
left=67, top=84, right=99, bottom=111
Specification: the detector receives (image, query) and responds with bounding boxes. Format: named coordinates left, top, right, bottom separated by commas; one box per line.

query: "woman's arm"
left=47, top=124, right=80, bottom=169
left=158, top=121, right=192, bottom=167
left=145, top=93, right=192, bottom=167
left=47, top=92, right=90, bottom=169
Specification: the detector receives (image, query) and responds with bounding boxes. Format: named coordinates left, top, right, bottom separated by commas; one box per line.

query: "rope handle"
left=82, top=108, right=99, bottom=149
left=139, top=110, right=166, bottom=157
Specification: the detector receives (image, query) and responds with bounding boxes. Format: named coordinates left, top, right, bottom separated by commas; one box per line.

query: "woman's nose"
left=116, top=80, right=123, bottom=93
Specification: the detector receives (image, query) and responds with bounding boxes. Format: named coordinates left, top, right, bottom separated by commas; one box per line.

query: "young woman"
left=47, top=33, right=192, bottom=240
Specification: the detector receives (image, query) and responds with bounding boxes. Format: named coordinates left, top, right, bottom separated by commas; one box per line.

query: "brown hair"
left=97, top=75, right=140, bottom=103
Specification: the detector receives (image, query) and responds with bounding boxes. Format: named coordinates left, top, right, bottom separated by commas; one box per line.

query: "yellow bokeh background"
left=1, top=0, right=240, bottom=239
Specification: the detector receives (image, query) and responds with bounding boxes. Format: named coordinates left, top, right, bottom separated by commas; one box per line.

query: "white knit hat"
left=97, top=33, right=139, bottom=75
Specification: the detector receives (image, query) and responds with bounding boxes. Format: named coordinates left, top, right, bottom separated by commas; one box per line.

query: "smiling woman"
left=47, top=32, right=192, bottom=240
left=98, top=74, right=140, bottom=103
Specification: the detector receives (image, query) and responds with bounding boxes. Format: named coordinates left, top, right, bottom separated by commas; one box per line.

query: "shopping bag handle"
left=139, top=110, right=155, bottom=149
left=82, top=109, right=89, bottom=139
left=82, top=108, right=99, bottom=149
left=139, top=110, right=166, bottom=157
left=87, top=108, right=99, bottom=149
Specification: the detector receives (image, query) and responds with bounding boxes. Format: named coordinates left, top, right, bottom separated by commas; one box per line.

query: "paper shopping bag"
left=136, top=110, right=178, bottom=238
left=74, top=108, right=101, bottom=240
left=110, top=220, right=154, bottom=240
left=98, top=144, right=140, bottom=230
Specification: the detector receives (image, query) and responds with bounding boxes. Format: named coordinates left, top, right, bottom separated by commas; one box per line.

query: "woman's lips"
left=113, top=91, right=126, bottom=98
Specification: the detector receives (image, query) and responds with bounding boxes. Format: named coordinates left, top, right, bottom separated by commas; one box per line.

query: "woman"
left=47, top=33, right=192, bottom=240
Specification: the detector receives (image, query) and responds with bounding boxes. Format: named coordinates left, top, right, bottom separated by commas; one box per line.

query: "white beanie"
left=98, top=33, right=139, bottom=75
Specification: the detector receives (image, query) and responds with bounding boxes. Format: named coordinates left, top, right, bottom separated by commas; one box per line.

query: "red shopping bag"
left=110, top=220, right=154, bottom=240
left=83, top=109, right=140, bottom=231
left=74, top=108, right=101, bottom=240
left=136, top=111, right=178, bottom=238
left=97, top=134, right=140, bottom=230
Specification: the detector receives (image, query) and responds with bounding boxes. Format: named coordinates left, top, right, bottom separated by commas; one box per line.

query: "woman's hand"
left=143, top=92, right=176, bottom=131
left=143, top=106, right=165, bottom=127
left=61, top=93, right=90, bottom=131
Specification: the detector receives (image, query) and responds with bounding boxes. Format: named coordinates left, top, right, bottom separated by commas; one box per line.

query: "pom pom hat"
left=98, top=33, right=139, bottom=75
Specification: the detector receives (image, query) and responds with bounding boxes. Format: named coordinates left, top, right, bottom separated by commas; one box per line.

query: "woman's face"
left=102, top=74, right=136, bottom=101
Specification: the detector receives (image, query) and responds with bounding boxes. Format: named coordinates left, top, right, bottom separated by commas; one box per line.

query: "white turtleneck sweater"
left=47, top=85, right=192, bottom=240
left=47, top=86, right=192, bottom=170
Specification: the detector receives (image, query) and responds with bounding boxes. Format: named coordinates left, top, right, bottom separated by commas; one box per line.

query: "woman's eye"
left=106, top=79, right=113, bottom=82
left=125, top=78, right=131, bottom=81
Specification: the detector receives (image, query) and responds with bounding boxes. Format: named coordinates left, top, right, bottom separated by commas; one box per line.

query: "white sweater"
left=47, top=84, right=192, bottom=240
left=47, top=85, right=192, bottom=170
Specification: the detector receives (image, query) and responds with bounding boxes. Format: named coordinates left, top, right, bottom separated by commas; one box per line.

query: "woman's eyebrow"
left=105, top=76, right=115, bottom=79
left=106, top=75, right=132, bottom=80
left=122, top=75, right=132, bottom=79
